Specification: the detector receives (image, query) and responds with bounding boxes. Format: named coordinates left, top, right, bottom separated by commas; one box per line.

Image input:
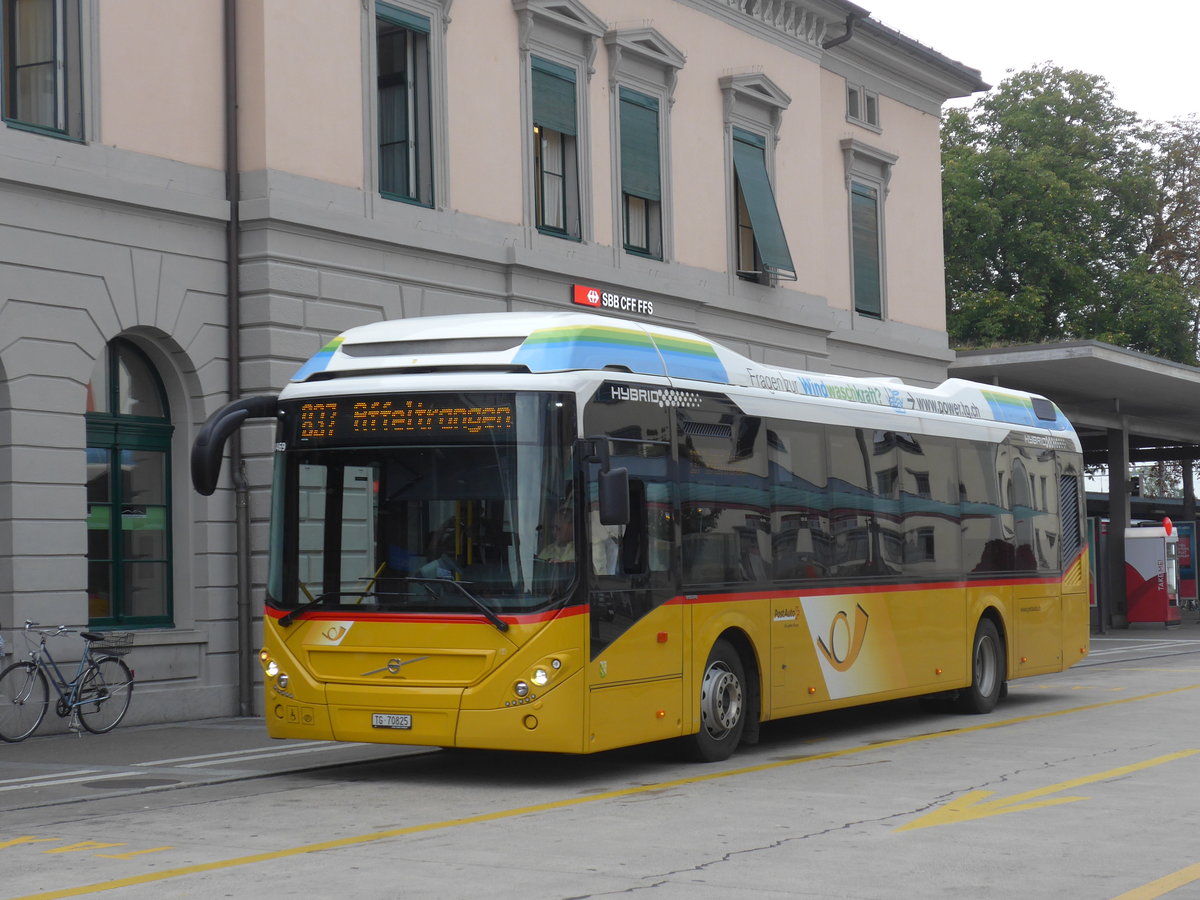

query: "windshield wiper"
left=410, top=578, right=510, bottom=632
left=279, top=591, right=341, bottom=627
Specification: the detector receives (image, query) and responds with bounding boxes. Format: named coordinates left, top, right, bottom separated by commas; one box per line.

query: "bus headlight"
left=514, top=681, right=529, bottom=698
left=265, top=660, right=280, bottom=678
left=531, top=667, right=550, bottom=687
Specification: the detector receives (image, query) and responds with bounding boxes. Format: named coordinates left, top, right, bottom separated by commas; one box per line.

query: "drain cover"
left=83, top=777, right=180, bottom=789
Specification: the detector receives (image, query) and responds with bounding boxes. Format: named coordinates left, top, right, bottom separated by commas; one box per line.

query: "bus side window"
left=679, top=407, right=769, bottom=587
left=619, top=479, right=648, bottom=574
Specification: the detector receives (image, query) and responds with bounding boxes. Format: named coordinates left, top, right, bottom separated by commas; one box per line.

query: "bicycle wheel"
left=76, top=656, right=134, bottom=734
left=0, top=662, right=49, bottom=742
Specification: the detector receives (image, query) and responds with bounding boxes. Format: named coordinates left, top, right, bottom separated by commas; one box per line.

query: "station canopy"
left=951, top=341, right=1200, bottom=468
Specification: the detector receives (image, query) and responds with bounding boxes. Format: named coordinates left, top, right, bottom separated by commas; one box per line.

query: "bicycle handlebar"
left=22, top=620, right=76, bottom=636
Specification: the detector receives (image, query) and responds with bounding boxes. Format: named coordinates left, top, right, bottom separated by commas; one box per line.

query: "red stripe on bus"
left=263, top=603, right=588, bottom=627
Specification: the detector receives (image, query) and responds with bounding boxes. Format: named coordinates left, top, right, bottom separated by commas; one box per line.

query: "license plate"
left=372, top=713, right=412, bottom=730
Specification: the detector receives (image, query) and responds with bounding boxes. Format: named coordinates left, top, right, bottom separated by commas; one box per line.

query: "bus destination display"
left=292, top=394, right=515, bottom=445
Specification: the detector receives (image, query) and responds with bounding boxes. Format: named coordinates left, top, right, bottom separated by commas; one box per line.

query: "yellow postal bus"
left=192, top=312, right=1089, bottom=761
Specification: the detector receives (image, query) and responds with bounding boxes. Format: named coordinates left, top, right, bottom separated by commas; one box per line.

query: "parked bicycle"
left=0, top=621, right=134, bottom=742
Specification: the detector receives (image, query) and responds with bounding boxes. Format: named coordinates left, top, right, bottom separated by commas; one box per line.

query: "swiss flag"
left=573, top=284, right=602, bottom=307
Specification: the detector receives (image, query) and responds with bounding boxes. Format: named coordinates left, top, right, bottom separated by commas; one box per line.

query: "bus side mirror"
left=599, top=467, right=630, bottom=525
left=191, top=395, right=278, bottom=495
left=583, top=435, right=629, bottom=526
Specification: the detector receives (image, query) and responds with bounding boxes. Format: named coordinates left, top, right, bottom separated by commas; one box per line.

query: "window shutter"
left=532, top=57, right=577, bottom=136
left=619, top=88, right=661, bottom=202
left=375, top=2, right=430, bottom=32
left=731, top=128, right=795, bottom=280
left=851, top=181, right=882, bottom=316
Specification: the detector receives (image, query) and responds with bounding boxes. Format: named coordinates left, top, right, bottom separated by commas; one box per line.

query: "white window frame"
left=846, top=81, right=880, bottom=131
left=1, top=0, right=93, bottom=141
left=841, top=138, right=897, bottom=320
left=514, top=0, right=604, bottom=244
left=605, top=26, right=684, bottom=264
left=366, top=0, right=450, bottom=210
left=720, top=72, right=793, bottom=287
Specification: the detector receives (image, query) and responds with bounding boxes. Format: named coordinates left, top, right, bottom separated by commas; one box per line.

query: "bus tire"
left=958, top=618, right=1004, bottom=714
left=686, top=639, right=747, bottom=762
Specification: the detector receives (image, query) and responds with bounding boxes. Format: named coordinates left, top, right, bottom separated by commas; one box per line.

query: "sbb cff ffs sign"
left=573, top=284, right=654, bottom=316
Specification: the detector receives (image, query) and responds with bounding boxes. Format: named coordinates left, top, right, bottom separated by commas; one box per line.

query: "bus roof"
left=288, top=311, right=1075, bottom=437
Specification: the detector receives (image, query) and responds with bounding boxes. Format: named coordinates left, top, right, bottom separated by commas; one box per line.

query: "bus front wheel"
left=958, top=618, right=1005, bottom=714
left=687, top=639, right=747, bottom=762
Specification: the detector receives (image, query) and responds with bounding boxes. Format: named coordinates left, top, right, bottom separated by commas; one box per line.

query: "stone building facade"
left=0, top=0, right=984, bottom=725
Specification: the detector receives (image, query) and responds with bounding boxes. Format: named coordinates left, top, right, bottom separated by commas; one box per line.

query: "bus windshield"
left=267, top=392, right=577, bottom=617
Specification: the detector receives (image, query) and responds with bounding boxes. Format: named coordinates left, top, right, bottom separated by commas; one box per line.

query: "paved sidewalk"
left=0, top=716, right=428, bottom=811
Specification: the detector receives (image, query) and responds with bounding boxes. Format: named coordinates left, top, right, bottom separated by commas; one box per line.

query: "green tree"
left=1146, top=116, right=1200, bottom=349
left=942, top=65, right=1197, bottom=363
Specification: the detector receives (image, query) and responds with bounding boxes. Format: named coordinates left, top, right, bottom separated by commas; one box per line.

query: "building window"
left=842, top=139, right=896, bottom=320
left=532, top=56, right=579, bottom=237
left=1, top=0, right=83, bottom=139
left=847, top=83, right=879, bottom=129
left=731, top=128, right=795, bottom=282
left=85, top=339, right=173, bottom=626
left=605, top=26, right=684, bottom=263
left=515, top=0, right=603, bottom=244
left=376, top=3, right=433, bottom=205
left=719, top=72, right=792, bottom=287
left=619, top=87, right=662, bottom=258
left=851, top=180, right=882, bottom=317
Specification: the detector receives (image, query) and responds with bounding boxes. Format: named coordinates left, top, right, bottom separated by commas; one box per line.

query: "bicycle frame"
left=0, top=622, right=135, bottom=742
left=26, top=632, right=97, bottom=713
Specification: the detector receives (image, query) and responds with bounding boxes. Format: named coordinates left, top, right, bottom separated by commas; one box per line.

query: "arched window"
left=85, top=339, right=173, bottom=625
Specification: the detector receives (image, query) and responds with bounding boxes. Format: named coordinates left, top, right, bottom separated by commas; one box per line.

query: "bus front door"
left=585, top=437, right=681, bottom=751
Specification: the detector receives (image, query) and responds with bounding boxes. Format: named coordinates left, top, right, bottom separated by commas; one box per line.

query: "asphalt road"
left=2, top=621, right=1199, bottom=900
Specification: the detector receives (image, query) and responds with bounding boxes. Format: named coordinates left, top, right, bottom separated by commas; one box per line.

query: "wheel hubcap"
left=975, top=635, right=997, bottom=697
left=700, top=661, right=743, bottom=739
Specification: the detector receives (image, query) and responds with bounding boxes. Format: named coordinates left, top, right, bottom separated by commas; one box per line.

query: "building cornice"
left=674, top=0, right=988, bottom=103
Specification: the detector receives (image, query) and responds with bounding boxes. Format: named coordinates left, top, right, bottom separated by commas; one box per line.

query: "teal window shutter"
left=532, top=57, right=576, bottom=136
left=619, top=88, right=661, bottom=202
left=851, top=181, right=882, bottom=317
left=731, top=128, right=796, bottom=280
left=376, top=2, right=430, bottom=32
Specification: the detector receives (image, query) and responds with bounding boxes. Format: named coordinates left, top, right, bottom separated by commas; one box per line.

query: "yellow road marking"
left=896, top=750, right=1200, bottom=831
left=94, top=847, right=173, bottom=860
left=43, top=842, right=127, bottom=855
left=12, top=682, right=1200, bottom=900
left=1110, top=862, right=1200, bottom=899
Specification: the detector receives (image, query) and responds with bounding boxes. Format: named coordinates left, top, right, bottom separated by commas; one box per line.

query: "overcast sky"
left=861, top=1, right=1198, bottom=123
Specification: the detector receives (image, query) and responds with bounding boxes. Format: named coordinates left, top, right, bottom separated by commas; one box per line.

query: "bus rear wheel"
left=958, top=618, right=1004, bottom=714
left=686, top=639, right=747, bottom=762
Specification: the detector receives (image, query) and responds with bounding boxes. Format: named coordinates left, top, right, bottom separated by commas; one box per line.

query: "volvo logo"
left=362, top=656, right=430, bottom=677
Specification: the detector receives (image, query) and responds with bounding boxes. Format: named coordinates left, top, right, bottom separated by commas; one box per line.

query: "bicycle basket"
left=92, top=632, right=134, bottom=657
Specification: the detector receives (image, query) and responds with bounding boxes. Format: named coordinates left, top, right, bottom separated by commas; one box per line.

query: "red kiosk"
left=1125, top=518, right=1181, bottom=626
